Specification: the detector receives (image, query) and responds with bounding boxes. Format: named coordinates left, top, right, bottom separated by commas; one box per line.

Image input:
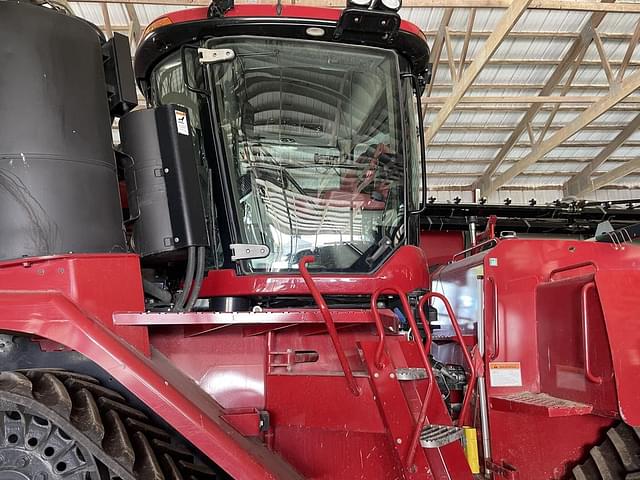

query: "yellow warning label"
left=490, top=362, right=520, bottom=369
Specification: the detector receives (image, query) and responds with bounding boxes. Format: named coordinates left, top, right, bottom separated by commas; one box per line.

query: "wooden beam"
left=429, top=82, right=616, bottom=90
left=481, top=67, right=640, bottom=195
left=457, top=8, right=475, bottom=79
left=617, top=19, right=640, bottom=82
left=424, top=9, right=453, bottom=100
left=526, top=121, right=536, bottom=145
left=424, top=0, right=532, bottom=145
left=426, top=157, right=631, bottom=163
left=563, top=112, right=640, bottom=196
left=425, top=104, right=640, bottom=112
left=423, top=95, right=640, bottom=104
left=425, top=29, right=634, bottom=41
left=581, top=157, right=640, bottom=192
left=101, top=3, right=113, bottom=38
left=473, top=7, right=610, bottom=191
left=76, top=0, right=640, bottom=13
left=125, top=4, right=141, bottom=47
left=439, top=124, right=630, bottom=132
left=592, top=27, right=615, bottom=85
left=426, top=171, right=584, bottom=177
left=428, top=140, right=640, bottom=149
left=426, top=57, right=640, bottom=68
left=444, top=26, right=459, bottom=82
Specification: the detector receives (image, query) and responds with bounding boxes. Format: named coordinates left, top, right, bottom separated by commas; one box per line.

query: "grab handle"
left=581, top=282, right=603, bottom=385
left=487, top=276, right=500, bottom=360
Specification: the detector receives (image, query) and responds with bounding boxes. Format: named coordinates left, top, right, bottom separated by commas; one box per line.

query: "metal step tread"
left=490, top=392, right=593, bottom=417
left=395, top=367, right=428, bottom=381
left=420, top=424, right=464, bottom=448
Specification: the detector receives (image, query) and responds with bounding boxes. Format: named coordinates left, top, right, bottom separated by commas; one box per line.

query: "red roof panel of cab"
left=156, top=5, right=425, bottom=40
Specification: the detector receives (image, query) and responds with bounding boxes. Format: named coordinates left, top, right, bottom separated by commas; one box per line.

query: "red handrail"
left=370, top=286, right=436, bottom=469
left=581, top=282, right=603, bottom=385
left=299, top=256, right=361, bottom=396
left=488, top=276, right=500, bottom=360
left=549, top=261, right=597, bottom=281
left=405, top=295, right=434, bottom=468
left=370, top=288, right=391, bottom=369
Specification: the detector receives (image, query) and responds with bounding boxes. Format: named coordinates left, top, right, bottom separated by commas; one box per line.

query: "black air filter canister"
left=0, top=2, right=126, bottom=260
left=119, top=105, right=209, bottom=259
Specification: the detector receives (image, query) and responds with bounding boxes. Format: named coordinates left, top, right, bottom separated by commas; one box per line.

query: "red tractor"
left=0, top=0, right=639, bottom=479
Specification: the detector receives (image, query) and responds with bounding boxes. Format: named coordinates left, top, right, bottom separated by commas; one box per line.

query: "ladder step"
left=420, top=424, right=464, bottom=448
left=395, top=367, right=428, bottom=381
left=490, top=392, right=593, bottom=417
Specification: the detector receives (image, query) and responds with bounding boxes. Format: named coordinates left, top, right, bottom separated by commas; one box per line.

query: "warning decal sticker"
left=489, top=362, right=522, bottom=387
left=175, top=110, right=189, bottom=136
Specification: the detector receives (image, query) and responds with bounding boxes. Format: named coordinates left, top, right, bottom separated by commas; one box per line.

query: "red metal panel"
left=536, top=275, right=617, bottom=416
left=593, top=270, right=640, bottom=426
left=222, top=411, right=263, bottom=436
left=199, top=245, right=429, bottom=297
left=266, top=375, right=384, bottom=433
left=0, top=287, right=302, bottom=479
left=477, top=239, right=640, bottom=477
left=273, top=428, right=403, bottom=480
left=419, top=231, right=465, bottom=268
left=488, top=410, right=612, bottom=479
left=0, top=254, right=149, bottom=353
left=432, top=239, right=640, bottom=477
left=150, top=325, right=267, bottom=409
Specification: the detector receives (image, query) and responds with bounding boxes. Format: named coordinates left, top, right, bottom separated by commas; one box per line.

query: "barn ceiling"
left=69, top=0, right=640, bottom=204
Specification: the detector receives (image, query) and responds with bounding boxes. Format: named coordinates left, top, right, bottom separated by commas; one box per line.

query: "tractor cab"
left=134, top=2, right=430, bottom=278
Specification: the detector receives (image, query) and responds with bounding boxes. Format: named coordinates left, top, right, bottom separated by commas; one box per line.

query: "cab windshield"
left=150, top=36, right=421, bottom=273
left=207, top=36, right=416, bottom=273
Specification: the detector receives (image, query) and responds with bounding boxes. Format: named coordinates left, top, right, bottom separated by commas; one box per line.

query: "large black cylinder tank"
left=0, top=1, right=126, bottom=260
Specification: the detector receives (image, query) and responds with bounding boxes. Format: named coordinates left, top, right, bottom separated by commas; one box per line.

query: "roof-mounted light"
left=379, top=0, right=401, bottom=11
left=347, top=0, right=402, bottom=12
left=336, top=3, right=401, bottom=42
left=348, top=0, right=371, bottom=6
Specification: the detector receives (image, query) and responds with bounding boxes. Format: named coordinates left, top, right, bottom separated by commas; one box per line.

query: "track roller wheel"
left=571, top=423, right=640, bottom=480
left=0, top=369, right=218, bottom=479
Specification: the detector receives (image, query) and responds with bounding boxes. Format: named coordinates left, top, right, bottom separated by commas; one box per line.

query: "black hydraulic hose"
left=142, top=278, right=173, bottom=304
left=173, top=246, right=196, bottom=312
left=185, top=246, right=206, bottom=312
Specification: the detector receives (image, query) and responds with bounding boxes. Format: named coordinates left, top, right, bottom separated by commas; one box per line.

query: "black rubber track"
left=0, top=369, right=217, bottom=479
left=571, top=423, right=640, bottom=480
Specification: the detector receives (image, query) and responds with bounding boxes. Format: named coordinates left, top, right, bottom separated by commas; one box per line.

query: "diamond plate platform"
left=490, top=392, right=593, bottom=417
